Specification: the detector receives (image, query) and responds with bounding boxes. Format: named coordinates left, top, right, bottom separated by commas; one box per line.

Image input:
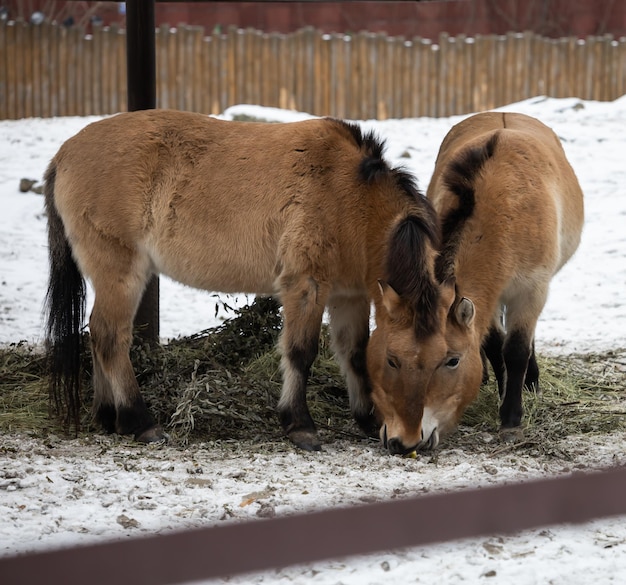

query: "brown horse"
left=44, top=109, right=444, bottom=451
left=369, top=111, right=584, bottom=454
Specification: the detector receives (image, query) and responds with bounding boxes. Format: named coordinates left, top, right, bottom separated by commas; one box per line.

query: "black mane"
left=335, top=118, right=442, bottom=336
left=435, top=131, right=499, bottom=282
left=387, top=214, right=441, bottom=338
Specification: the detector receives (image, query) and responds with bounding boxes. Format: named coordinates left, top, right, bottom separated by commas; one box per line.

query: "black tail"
left=44, top=162, right=86, bottom=434
left=435, top=131, right=499, bottom=282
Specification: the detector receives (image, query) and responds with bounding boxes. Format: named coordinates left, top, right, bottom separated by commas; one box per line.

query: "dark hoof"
left=498, top=426, right=524, bottom=444
left=135, top=425, right=169, bottom=444
left=288, top=430, right=322, bottom=452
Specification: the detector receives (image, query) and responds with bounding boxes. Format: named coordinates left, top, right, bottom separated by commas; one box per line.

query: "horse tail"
left=44, top=161, right=86, bottom=434
left=435, top=131, right=499, bottom=282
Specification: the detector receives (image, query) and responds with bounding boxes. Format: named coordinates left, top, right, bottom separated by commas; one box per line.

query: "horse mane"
left=435, top=131, right=499, bottom=282
left=331, top=119, right=426, bottom=207
left=387, top=214, right=441, bottom=337
left=327, top=118, right=441, bottom=335
left=328, top=120, right=442, bottom=336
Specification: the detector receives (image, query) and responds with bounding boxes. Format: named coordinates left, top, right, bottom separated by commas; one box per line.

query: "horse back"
left=49, top=110, right=407, bottom=296
left=428, top=112, right=584, bottom=326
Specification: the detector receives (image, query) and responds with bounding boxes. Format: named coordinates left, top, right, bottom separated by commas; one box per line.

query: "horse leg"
left=91, top=354, right=116, bottom=433
left=499, top=286, right=547, bottom=428
left=89, top=269, right=164, bottom=442
left=277, top=275, right=328, bottom=451
left=524, top=339, right=540, bottom=391
left=482, top=323, right=505, bottom=396
left=328, top=293, right=377, bottom=437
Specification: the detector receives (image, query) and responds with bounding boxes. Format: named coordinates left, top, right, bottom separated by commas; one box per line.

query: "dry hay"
left=1, top=298, right=624, bottom=457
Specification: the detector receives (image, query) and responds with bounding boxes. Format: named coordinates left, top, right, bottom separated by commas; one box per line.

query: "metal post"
left=126, top=0, right=159, bottom=344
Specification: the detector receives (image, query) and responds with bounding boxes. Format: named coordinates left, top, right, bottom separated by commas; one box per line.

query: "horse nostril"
left=387, top=437, right=404, bottom=455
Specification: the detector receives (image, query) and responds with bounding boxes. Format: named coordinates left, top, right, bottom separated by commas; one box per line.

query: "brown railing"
left=1, top=465, right=625, bottom=584
left=1, top=20, right=625, bottom=121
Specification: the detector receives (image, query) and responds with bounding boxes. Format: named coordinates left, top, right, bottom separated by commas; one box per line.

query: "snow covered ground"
left=0, top=97, right=625, bottom=584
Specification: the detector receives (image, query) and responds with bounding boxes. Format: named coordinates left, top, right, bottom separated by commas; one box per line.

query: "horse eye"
left=387, top=356, right=400, bottom=369
left=445, top=356, right=460, bottom=369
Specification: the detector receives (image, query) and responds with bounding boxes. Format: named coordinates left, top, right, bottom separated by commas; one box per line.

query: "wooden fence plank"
left=0, top=21, right=7, bottom=119
left=14, top=20, right=25, bottom=119
left=166, top=24, right=178, bottom=110
left=373, top=32, right=386, bottom=120
left=176, top=25, right=186, bottom=110
left=91, top=24, right=103, bottom=115
left=71, top=26, right=84, bottom=116
left=216, top=32, right=229, bottom=114
left=23, top=21, right=34, bottom=119
left=116, top=25, right=127, bottom=112
left=400, top=37, right=413, bottom=119
left=616, top=37, right=626, bottom=98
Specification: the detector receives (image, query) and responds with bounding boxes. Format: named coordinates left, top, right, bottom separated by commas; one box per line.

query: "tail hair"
left=44, top=162, right=86, bottom=434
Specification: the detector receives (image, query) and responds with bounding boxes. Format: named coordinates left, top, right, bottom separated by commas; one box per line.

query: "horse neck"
left=454, top=258, right=506, bottom=340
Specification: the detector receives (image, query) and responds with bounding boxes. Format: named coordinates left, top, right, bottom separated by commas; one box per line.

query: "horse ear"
left=454, top=297, right=475, bottom=328
left=378, top=280, right=403, bottom=317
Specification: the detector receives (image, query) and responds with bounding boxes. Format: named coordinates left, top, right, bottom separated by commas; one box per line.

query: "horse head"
left=419, top=292, right=483, bottom=448
left=368, top=275, right=482, bottom=454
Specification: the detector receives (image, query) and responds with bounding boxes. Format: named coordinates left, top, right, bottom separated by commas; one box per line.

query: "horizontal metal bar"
left=1, top=465, right=625, bottom=585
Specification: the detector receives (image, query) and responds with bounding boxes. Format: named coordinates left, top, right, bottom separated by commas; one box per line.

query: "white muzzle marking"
left=420, top=406, right=440, bottom=449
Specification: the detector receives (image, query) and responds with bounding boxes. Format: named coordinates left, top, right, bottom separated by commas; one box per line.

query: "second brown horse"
left=369, top=112, right=584, bottom=453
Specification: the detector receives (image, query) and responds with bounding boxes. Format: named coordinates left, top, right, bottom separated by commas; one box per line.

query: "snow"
left=0, top=96, right=625, bottom=584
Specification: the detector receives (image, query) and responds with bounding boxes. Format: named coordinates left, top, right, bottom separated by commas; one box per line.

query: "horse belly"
left=144, top=235, right=279, bottom=295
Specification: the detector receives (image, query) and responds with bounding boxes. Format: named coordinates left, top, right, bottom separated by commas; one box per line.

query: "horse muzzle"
left=381, top=424, right=420, bottom=456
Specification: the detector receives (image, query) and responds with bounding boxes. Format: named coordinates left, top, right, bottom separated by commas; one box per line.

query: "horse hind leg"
left=327, top=293, right=377, bottom=437
left=482, top=324, right=505, bottom=392
left=277, top=275, right=329, bottom=451
left=88, top=257, right=164, bottom=442
left=524, top=339, right=539, bottom=391
left=498, top=291, right=546, bottom=429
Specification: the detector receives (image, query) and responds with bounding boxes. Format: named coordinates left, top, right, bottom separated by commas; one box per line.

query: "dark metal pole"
left=126, top=0, right=159, bottom=344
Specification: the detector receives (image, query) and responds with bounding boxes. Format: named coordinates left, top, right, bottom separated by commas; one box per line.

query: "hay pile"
left=1, top=298, right=624, bottom=454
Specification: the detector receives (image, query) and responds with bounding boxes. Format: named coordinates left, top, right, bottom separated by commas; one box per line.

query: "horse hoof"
left=288, top=430, right=322, bottom=452
left=498, top=426, right=524, bottom=444
left=135, top=425, right=169, bottom=444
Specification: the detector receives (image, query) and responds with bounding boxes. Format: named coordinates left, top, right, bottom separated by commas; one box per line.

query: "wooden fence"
left=1, top=19, right=626, bottom=121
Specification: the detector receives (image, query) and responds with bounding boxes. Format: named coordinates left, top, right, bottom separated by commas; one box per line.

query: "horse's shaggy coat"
left=45, top=109, right=442, bottom=451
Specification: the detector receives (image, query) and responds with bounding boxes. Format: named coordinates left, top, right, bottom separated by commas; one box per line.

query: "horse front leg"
left=328, top=293, right=377, bottom=438
left=277, top=275, right=328, bottom=451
